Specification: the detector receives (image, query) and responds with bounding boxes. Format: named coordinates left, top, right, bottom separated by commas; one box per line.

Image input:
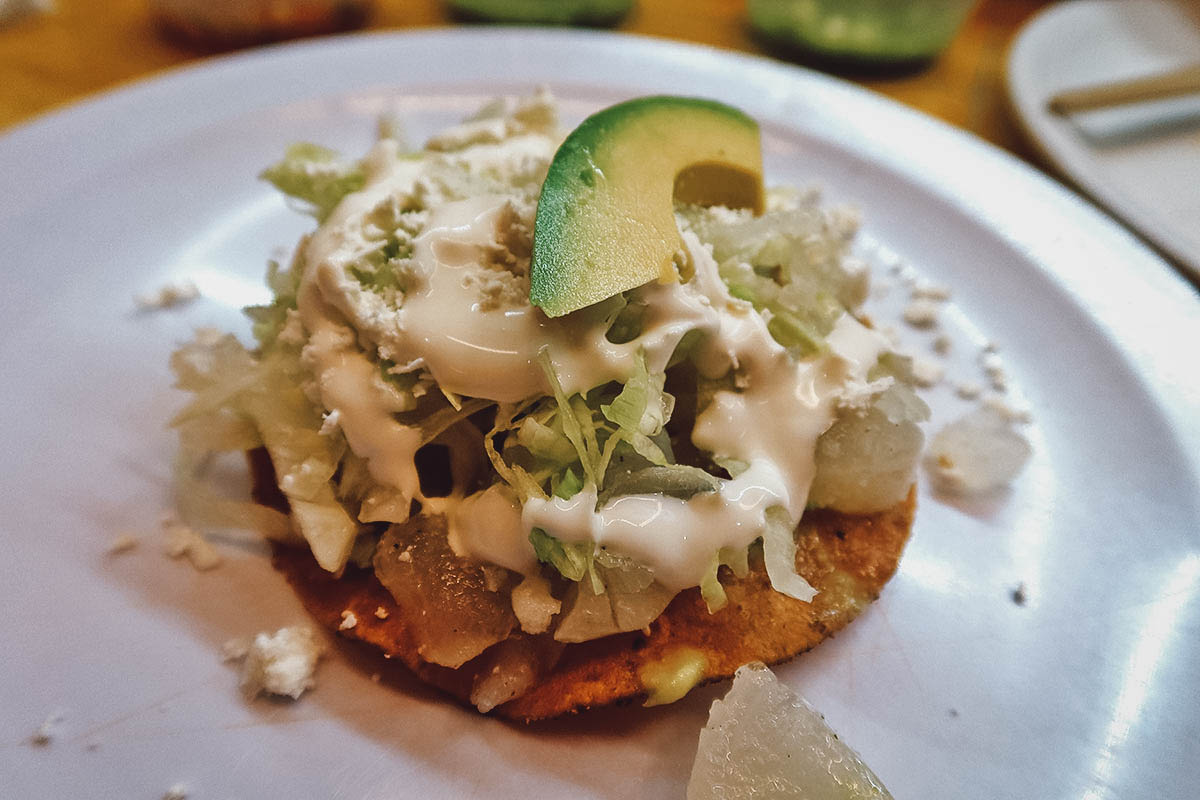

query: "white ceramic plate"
left=1007, top=0, right=1200, bottom=280
left=2, top=30, right=1198, bottom=800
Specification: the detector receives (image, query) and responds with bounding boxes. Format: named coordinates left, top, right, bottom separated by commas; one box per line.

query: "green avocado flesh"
left=530, top=96, right=765, bottom=318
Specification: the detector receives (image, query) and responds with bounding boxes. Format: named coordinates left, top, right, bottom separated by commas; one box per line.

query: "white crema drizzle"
left=295, top=134, right=888, bottom=593
left=521, top=233, right=889, bottom=592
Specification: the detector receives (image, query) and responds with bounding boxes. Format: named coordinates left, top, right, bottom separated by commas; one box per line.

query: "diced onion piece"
left=688, top=662, right=892, bottom=800
left=511, top=574, right=561, bottom=635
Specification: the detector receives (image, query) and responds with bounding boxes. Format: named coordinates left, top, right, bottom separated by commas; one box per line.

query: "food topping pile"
left=171, top=91, right=928, bottom=706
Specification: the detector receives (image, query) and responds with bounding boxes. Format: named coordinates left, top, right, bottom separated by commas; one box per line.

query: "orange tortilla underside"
left=254, top=450, right=915, bottom=721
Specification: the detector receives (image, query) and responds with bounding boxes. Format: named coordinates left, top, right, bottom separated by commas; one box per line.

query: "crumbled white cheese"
left=276, top=310, right=307, bottom=347
left=835, top=374, right=895, bottom=411
left=925, top=408, right=1032, bottom=494
left=878, top=324, right=902, bottom=347
left=162, top=784, right=188, bottom=800
left=192, top=326, right=223, bottom=347
left=932, top=334, right=952, bottom=355
left=910, top=356, right=944, bottom=388
left=911, top=281, right=952, bottom=301
left=838, top=257, right=871, bottom=308
left=981, top=393, right=1033, bottom=424
left=107, top=533, right=138, bottom=555
left=162, top=520, right=221, bottom=571
left=135, top=280, right=199, bottom=310
left=318, top=409, right=342, bottom=437
left=826, top=206, right=861, bottom=241
left=235, top=626, right=325, bottom=700
left=955, top=381, right=983, bottom=400
left=425, top=88, right=556, bottom=151
left=374, top=606, right=390, bottom=620
left=221, top=637, right=250, bottom=662
left=981, top=352, right=1008, bottom=391
left=894, top=263, right=919, bottom=286
left=339, top=610, right=358, bottom=630
left=902, top=298, right=940, bottom=328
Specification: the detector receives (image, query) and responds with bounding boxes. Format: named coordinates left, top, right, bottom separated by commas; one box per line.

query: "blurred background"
left=0, top=0, right=1047, bottom=157
left=2, top=0, right=1198, bottom=276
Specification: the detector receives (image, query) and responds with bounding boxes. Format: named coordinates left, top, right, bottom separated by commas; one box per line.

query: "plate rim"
left=2, top=27, right=1200, bottom=798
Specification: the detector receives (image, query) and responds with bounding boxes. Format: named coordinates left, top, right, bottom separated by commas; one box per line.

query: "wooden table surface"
left=0, top=0, right=1051, bottom=164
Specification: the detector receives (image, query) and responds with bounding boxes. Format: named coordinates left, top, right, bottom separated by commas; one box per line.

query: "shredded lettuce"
left=552, top=467, right=584, bottom=500
left=599, top=349, right=673, bottom=470
left=762, top=506, right=817, bottom=603
left=529, top=527, right=593, bottom=582
left=518, top=415, right=578, bottom=467
left=699, top=545, right=753, bottom=612
left=244, top=257, right=302, bottom=349
left=260, top=143, right=365, bottom=221
left=170, top=332, right=359, bottom=572
left=766, top=308, right=827, bottom=356
left=679, top=202, right=868, bottom=357
left=173, top=452, right=296, bottom=544
left=537, top=349, right=601, bottom=488
left=484, top=401, right=546, bottom=502
left=530, top=347, right=679, bottom=502
left=605, top=297, right=645, bottom=343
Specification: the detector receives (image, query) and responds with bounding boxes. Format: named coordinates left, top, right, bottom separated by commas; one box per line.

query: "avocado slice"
left=530, top=96, right=764, bottom=318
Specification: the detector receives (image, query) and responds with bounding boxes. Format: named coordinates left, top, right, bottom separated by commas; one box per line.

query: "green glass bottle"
left=448, top=0, right=633, bottom=26
left=749, top=0, right=977, bottom=67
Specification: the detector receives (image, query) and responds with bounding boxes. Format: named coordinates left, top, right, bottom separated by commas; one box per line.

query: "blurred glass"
left=748, top=0, right=979, bottom=66
left=447, top=0, right=633, bottom=26
left=152, top=0, right=373, bottom=48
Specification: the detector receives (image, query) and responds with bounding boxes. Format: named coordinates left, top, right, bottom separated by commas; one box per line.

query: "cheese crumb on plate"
left=228, top=626, right=325, bottom=700
left=161, top=784, right=189, bottom=800
left=134, top=280, right=199, bottom=310
left=107, top=533, right=138, bottom=555
left=30, top=710, right=64, bottom=747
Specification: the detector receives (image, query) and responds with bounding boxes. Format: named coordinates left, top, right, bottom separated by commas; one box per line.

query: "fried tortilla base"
left=255, top=451, right=915, bottom=721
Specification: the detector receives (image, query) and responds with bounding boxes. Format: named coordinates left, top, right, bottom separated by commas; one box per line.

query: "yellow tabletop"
left=0, top=0, right=1049, bottom=165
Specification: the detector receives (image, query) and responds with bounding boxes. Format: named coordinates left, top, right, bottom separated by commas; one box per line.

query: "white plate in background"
left=1, top=29, right=1198, bottom=800
left=1007, top=0, right=1200, bottom=279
